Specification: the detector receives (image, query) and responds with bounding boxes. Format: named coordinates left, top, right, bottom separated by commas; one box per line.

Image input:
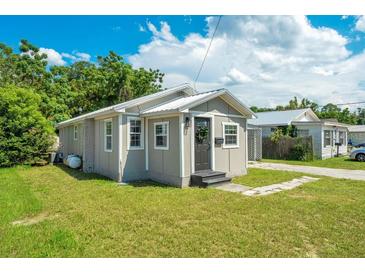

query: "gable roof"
left=56, top=83, right=194, bottom=128
left=248, top=108, right=319, bottom=126
left=141, top=88, right=256, bottom=118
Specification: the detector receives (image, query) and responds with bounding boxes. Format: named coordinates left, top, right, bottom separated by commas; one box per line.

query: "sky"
left=1, top=15, right=365, bottom=109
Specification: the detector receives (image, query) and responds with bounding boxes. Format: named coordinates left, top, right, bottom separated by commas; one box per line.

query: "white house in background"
left=57, top=84, right=255, bottom=188
left=248, top=108, right=349, bottom=159
left=348, top=125, right=365, bottom=146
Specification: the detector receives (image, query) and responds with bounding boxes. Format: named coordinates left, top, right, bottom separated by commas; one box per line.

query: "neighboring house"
left=348, top=125, right=365, bottom=146
left=248, top=108, right=349, bottom=159
left=57, top=83, right=255, bottom=187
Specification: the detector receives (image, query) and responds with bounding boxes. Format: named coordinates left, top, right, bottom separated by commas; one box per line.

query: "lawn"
left=1, top=165, right=365, bottom=257
left=232, top=168, right=307, bottom=188
left=262, top=156, right=365, bottom=170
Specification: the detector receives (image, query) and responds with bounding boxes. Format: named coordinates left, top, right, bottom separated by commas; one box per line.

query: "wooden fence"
left=262, top=136, right=313, bottom=160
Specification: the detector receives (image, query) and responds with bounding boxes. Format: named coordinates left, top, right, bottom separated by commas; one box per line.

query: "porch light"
left=185, top=117, right=190, bottom=128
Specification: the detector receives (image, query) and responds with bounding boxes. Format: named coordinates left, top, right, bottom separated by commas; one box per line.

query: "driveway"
left=249, top=161, right=365, bottom=181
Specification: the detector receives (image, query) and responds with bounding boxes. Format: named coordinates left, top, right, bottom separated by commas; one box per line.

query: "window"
left=223, top=122, right=239, bottom=148
left=297, top=129, right=309, bottom=137
left=323, top=130, right=331, bottom=147
left=104, top=119, right=113, bottom=152
left=154, top=121, right=169, bottom=150
left=127, top=117, right=144, bottom=150
left=73, top=125, right=78, bottom=141
left=339, top=131, right=346, bottom=145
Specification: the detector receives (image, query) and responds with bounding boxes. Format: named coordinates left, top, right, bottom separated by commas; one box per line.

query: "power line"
left=193, top=15, right=222, bottom=91
left=335, top=101, right=365, bottom=106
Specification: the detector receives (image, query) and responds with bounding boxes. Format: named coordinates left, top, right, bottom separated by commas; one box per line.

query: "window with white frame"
left=323, top=130, right=331, bottom=147
left=154, top=121, right=169, bottom=150
left=104, top=119, right=113, bottom=152
left=223, top=122, right=239, bottom=148
left=339, top=131, right=346, bottom=145
left=73, top=125, right=78, bottom=141
left=127, top=117, right=144, bottom=150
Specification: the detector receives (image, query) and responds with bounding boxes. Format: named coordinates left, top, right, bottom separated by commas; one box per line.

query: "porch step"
left=202, top=176, right=232, bottom=188
left=190, top=170, right=231, bottom=187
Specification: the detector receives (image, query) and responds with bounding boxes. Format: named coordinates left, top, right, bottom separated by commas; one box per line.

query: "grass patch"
left=1, top=165, right=365, bottom=257
left=232, top=168, right=306, bottom=188
left=262, top=156, right=365, bottom=170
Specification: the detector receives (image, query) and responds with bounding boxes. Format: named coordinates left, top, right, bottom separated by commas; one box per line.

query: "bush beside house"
left=263, top=133, right=314, bottom=161
left=0, top=86, right=54, bottom=167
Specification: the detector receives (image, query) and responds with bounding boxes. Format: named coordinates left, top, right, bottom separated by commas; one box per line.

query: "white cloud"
left=139, top=24, right=146, bottom=32
left=355, top=15, right=365, bottom=32
left=61, top=51, right=91, bottom=62
left=39, top=48, right=66, bottom=66
left=129, top=16, right=365, bottom=108
left=220, top=68, right=252, bottom=85
left=146, top=21, right=178, bottom=42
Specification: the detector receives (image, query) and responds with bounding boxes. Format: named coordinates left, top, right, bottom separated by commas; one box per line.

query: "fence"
left=248, top=128, right=262, bottom=161
left=262, top=136, right=313, bottom=160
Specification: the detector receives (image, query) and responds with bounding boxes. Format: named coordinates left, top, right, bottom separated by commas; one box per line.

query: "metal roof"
left=141, top=89, right=256, bottom=118
left=56, top=83, right=194, bottom=128
left=348, top=125, right=365, bottom=132
left=248, top=108, right=312, bottom=126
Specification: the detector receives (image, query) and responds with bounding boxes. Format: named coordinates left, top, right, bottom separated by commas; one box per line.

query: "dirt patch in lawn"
left=12, top=212, right=58, bottom=226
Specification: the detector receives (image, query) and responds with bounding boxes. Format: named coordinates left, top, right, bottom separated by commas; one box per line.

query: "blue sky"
left=1, top=15, right=365, bottom=107
left=1, top=15, right=363, bottom=59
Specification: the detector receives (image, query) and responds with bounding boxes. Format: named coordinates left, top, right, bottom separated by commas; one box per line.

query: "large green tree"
left=0, top=40, right=164, bottom=124
left=0, top=86, right=54, bottom=167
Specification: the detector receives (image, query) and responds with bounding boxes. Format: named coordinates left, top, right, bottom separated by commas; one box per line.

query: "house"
left=248, top=108, right=349, bottom=159
left=348, top=125, right=365, bottom=146
left=57, top=83, right=255, bottom=187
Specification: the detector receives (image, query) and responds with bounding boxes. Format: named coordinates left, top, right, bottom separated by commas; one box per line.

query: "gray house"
left=348, top=125, right=365, bottom=146
left=57, top=84, right=255, bottom=187
left=248, top=108, right=349, bottom=159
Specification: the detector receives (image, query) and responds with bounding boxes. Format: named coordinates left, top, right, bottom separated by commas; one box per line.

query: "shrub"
left=289, top=140, right=314, bottom=161
left=0, top=86, right=54, bottom=167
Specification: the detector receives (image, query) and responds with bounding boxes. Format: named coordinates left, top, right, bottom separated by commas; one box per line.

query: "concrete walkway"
left=249, top=161, right=365, bottom=181
left=213, top=176, right=319, bottom=196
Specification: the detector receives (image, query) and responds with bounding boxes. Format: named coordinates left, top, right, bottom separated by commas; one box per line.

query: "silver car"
left=350, top=148, right=365, bottom=162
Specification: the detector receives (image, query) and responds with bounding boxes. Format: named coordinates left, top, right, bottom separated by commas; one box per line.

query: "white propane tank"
left=68, top=155, right=82, bottom=169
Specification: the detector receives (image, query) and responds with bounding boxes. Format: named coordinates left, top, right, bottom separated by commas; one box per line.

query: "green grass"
left=232, top=168, right=307, bottom=188
left=1, top=165, right=365, bottom=257
left=262, top=156, right=365, bottom=170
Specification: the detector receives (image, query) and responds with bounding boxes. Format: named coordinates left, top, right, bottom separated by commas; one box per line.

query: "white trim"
left=190, top=110, right=244, bottom=118
left=179, top=114, right=185, bottom=178
left=191, top=113, right=215, bottom=173
left=145, top=117, right=149, bottom=171
left=245, top=121, right=248, bottom=168
left=118, top=114, right=123, bottom=182
left=191, top=115, right=195, bottom=174
left=126, top=116, right=144, bottom=150
left=73, top=125, right=78, bottom=141
left=222, top=122, right=240, bottom=149
left=154, top=121, right=169, bottom=150
left=104, top=118, right=113, bottom=152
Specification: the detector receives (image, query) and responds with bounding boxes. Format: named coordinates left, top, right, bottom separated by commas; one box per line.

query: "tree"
left=0, top=86, right=54, bottom=167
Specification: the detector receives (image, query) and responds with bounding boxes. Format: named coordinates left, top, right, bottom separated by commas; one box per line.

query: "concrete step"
left=203, top=176, right=232, bottom=188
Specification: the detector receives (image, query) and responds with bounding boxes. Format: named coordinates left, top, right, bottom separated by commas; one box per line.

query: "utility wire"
left=193, top=15, right=222, bottom=91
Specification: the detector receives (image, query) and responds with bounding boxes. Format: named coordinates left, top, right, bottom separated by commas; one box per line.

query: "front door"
left=194, top=117, right=211, bottom=171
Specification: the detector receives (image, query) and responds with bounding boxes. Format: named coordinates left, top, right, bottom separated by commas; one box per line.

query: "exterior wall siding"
left=58, top=123, right=84, bottom=158
left=93, top=116, right=120, bottom=181
left=349, top=132, right=365, bottom=145
left=192, top=98, right=247, bottom=177
left=147, top=116, right=182, bottom=187
left=120, top=114, right=148, bottom=182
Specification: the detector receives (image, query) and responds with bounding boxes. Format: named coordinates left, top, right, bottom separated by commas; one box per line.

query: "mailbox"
left=215, top=137, right=224, bottom=145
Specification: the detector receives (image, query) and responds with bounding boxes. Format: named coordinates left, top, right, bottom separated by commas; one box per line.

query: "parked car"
left=350, top=148, right=365, bottom=162
left=354, top=143, right=365, bottom=148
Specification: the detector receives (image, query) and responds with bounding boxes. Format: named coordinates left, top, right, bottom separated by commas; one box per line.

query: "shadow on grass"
left=54, top=164, right=112, bottom=181
left=54, top=164, right=173, bottom=188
